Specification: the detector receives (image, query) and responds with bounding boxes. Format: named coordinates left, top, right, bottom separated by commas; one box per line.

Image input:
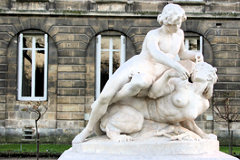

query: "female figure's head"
left=157, top=4, right=187, bottom=30
left=157, top=4, right=187, bottom=25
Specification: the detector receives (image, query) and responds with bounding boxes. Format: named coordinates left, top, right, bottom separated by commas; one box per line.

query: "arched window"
left=18, top=31, right=48, bottom=101
left=95, top=32, right=126, bottom=98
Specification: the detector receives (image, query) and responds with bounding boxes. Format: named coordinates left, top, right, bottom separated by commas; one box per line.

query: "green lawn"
left=0, top=143, right=239, bottom=157
left=0, top=143, right=71, bottom=155
left=220, top=146, right=240, bottom=155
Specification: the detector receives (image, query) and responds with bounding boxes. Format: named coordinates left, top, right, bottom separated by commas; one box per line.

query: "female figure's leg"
left=72, top=72, right=154, bottom=143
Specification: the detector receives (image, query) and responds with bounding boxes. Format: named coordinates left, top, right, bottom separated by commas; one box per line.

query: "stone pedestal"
left=58, top=136, right=238, bottom=160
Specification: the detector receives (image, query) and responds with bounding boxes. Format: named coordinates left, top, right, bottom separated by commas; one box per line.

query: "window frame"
left=95, top=34, right=126, bottom=98
left=18, top=33, right=48, bottom=101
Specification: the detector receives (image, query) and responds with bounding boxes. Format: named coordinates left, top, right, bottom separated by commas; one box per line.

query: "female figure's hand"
left=173, top=62, right=190, bottom=80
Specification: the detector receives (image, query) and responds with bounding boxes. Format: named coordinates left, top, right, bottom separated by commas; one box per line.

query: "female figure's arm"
left=178, top=31, right=204, bottom=62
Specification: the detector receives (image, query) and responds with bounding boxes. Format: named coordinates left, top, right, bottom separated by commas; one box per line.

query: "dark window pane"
left=22, top=50, right=32, bottom=96
left=101, top=37, right=109, bottom=50
left=101, top=51, right=109, bottom=91
left=35, top=36, right=44, bottom=49
left=23, top=36, right=32, bottom=48
left=189, top=38, right=198, bottom=50
left=197, top=39, right=200, bottom=50
left=112, top=37, right=121, bottom=50
left=35, top=50, right=45, bottom=97
left=113, top=51, right=120, bottom=73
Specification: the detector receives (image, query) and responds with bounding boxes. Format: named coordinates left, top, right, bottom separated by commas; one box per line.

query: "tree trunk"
left=230, top=130, right=233, bottom=155
left=227, top=121, right=232, bottom=155
left=35, top=120, right=39, bottom=160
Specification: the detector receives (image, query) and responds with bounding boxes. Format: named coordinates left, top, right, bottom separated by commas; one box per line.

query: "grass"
left=0, top=143, right=71, bottom=157
left=220, top=146, right=240, bottom=156
left=0, top=143, right=239, bottom=157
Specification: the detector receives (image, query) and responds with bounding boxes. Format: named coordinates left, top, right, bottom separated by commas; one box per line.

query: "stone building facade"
left=0, top=0, right=239, bottom=145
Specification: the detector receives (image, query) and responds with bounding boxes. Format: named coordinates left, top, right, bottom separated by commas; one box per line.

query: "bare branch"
left=214, top=98, right=239, bottom=123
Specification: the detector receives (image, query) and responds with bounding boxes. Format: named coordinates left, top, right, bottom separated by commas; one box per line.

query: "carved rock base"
left=59, top=136, right=238, bottom=160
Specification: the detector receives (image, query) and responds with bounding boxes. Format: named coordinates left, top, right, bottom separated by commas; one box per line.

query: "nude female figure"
left=72, top=4, right=203, bottom=144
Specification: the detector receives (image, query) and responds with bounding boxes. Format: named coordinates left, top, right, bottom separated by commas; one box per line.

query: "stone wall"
left=0, top=0, right=238, bottom=145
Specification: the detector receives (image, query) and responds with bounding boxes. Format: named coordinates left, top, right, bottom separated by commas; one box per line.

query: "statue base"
left=58, top=136, right=238, bottom=160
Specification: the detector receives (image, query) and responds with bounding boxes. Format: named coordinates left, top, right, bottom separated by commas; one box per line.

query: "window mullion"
left=31, top=37, right=36, bottom=98
left=96, top=35, right=101, bottom=98
left=109, top=38, right=113, bottom=78
left=44, top=34, right=48, bottom=100
left=185, top=39, right=189, bottom=50
left=120, top=35, right=126, bottom=65
left=200, top=36, right=203, bottom=54
left=18, top=34, right=23, bottom=100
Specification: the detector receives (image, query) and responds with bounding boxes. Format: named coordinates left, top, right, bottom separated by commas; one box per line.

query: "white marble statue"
left=72, top=3, right=206, bottom=144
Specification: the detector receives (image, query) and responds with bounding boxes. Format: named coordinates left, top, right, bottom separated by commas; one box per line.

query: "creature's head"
left=191, top=62, right=218, bottom=84
left=191, top=62, right=218, bottom=99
